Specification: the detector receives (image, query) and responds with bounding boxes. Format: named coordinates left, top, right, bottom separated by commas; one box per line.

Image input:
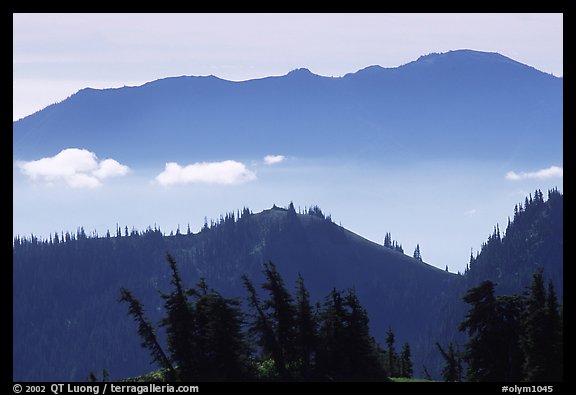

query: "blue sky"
left=13, top=13, right=563, bottom=273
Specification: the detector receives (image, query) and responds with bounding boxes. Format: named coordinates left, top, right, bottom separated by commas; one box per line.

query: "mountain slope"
left=13, top=205, right=458, bottom=381
left=13, top=50, right=562, bottom=166
left=465, top=188, right=563, bottom=297
left=13, top=190, right=563, bottom=381
left=421, top=189, right=564, bottom=377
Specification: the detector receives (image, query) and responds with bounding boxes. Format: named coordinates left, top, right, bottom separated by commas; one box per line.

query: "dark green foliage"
left=193, top=286, right=248, bottom=379
left=315, top=288, right=388, bottom=380
left=243, top=262, right=293, bottom=378
left=385, top=328, right=398, bottom=377
left=423, top=365, right=433, bottom=381
left=261, top=261, right=298, bottom=371
left=521, top=270, right=563, bottom=381
left=316, top=288, right=347, bottom=378
left=459, top=281, right=524, bottom=381
left=340, top=289, right=387, bottom=379
left=545, top=281, right=563, bottom=381
left=436, top=342, right=462, bottom=382
left=459, top=271, right=563, bottom=382
left=465, top=189, right=563, bottom=298
left=160, top=254, right=196, bottom=380
left=244, top=264, right=388, bottom=381
left=399, top=343, right=413, bottom=378
left=242, top=274, right=284, bottom=375
left=294, top=274, right=318, bottom=377
left=123, top=255, right=248, bottom=381
left=118, top=288, right=175, bottom=379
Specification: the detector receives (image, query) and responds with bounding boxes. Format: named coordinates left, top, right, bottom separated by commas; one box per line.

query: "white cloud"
left=464, top=209, right=477, bottom=216
left=17, top=148, right=130, bottom=188
left=155, top=160, right=257, bottom=186
left=505, top=166, right=563, bottom=181
left=93, top=158, right=130, bottom=179
left=263, top=155, right=286, bottom=165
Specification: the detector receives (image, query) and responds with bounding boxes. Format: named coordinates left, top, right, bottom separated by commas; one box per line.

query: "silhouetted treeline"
left=464, top=188, right=563, bottom=297
left=436, top=269, right=563, bottom=382
left=121, top=257, right=405, bottom=381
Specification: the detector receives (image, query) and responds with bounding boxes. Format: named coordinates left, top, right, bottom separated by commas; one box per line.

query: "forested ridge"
left=13, top=190, right=562, bottom=381
left=116, top=258, right=562, bottom=382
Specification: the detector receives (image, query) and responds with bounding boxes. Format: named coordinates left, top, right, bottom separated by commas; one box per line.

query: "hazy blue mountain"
left=13, top=50, right=562, bottom=166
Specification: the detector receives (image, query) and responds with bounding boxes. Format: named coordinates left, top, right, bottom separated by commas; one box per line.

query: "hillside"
left=419, top=188, right=564, bottom=376
left=465, top=188, right=563, bottom=297
left=13, top=50, right=562, bottom=166
left=13, top=204, right=458, bottom=381
left=13, top=190, right=563, bottom=381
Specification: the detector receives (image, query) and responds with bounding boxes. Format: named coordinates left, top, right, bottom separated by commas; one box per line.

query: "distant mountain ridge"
left=13, top=49, right=562, bottom=166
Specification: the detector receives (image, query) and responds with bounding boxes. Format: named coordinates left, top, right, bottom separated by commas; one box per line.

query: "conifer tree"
left=343, top=289, right=386, bottom=379
left=160, top=254, right=197, bottom=380
left=384, top=232, right=392, bottom=249
left=193, top=285, right=248, bottom=379
left=261, top=261, right=297, bottom=371
left=385, top=328, right=397, bottom=377
left=316, top=288, right=347, bottom=378
left=294, top=273, right=317, bottom=377
left=544, top=281, right=563, bottom=381
left=399, top=342, right=413, bottom=378
left=119, top=288, right=176, bottom=380
left=436, top=342, right=462, bottom=382
left=521, top=270, right=563, bottom=381
left=242, top=274, right=285, bottom=377
left=413, top=244, right=422, bottom=261
left=460, top=281, right=525, bottom=381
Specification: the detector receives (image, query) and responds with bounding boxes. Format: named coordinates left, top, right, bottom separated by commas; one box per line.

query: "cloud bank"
left=17, top=148, right=129, bottom=188
left=155, top=160, right=256, bottom=186
left=505, top=166, right=563, bottom=181
left=263, top=155, right=286, bottom=165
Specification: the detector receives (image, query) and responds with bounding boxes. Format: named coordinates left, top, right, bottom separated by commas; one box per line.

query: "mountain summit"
left=13, top=50, right=562, bottom=166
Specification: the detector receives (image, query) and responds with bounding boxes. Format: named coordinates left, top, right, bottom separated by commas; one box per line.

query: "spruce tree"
left=261, top=261, right=297, bottom=373
left=343, top=289, right=386, bottom=379
left=521, top=270, right=562, bottom=381
left=385, top=328, right=397, bottom=377
left=316, top=288, right=347, bottom=379
left=242, top=274, right=285, bottom=377
left=436, top=342, right=462, bottom=382
left=160, top=254, right=197, bottom=380
left=399, top=342, right=413, bottom=378
left=544, top=281, right=563, bottom=381
left=294, top=273, right=317, bottom=377
left=460, top=281, right=524, bottom=381
left=413, top=244, right=422, bottom=261
left=384, top=232, right=392, bottom=249
left=119, top=288, right=176, bottom=380
left=194, top=287, right=248, bottom=380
